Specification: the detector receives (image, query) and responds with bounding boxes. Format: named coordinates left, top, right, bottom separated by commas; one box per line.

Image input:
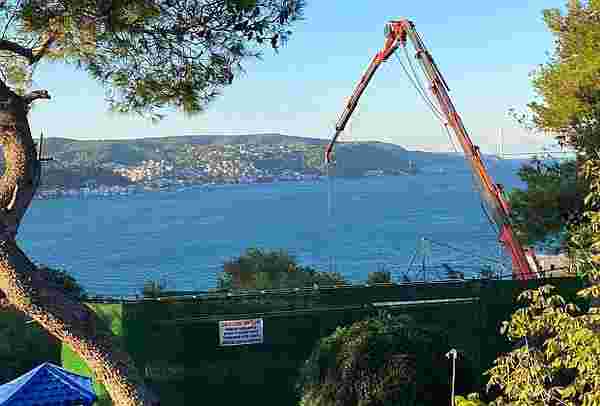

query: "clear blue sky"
left=28, top=1, right=565, bottom=154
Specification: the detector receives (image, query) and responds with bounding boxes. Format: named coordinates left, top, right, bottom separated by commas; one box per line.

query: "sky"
left=27, top=1, right=567, bottom=154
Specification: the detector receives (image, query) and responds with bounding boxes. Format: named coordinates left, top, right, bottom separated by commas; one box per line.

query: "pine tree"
left=0, top=1, right=304, bottom=405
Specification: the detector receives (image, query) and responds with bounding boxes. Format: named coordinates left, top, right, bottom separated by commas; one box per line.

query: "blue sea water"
left=17, top=159, right=525, bottom=296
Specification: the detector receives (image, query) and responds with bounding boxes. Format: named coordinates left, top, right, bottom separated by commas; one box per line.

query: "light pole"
left=446, top=348, right=458, bottom=406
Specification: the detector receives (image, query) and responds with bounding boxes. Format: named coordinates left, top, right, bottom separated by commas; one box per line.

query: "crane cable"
left=326, top=41, right=504, bottom=278
left=423, top=237, right=505, bottom=265
left=401, top=46, right=500, bottom=234
left=394, top=52, right=445, bottom=124
left=394, top=52, right=461, bottom=154
left=395, top=49, right=493, bottom=228
left=399, top=47, right=464, bottom=155
left=326, top=159, right=336, bottom=274
left=394, top=44, right=501, bottom=248
left=402, top=46, right=444, bottom=120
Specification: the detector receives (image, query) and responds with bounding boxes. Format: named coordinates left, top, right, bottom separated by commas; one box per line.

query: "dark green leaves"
left=509, top=158, right=585, bottom=247
left=466, top=3, right=600, bottom=405
left=2, top=0, right=305, bottom=118
left=483, top=285, right=600, bottom=406
left=296, top=314, right=458, bottom=406
left=529, top=2, right=600, bottom=148
left=216, top=248, right=346, bottom=291
left=227, top=0, right=258, bottom=12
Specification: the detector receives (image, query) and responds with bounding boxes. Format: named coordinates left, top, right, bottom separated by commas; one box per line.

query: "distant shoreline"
left=33, top=171, right=424, bottom=201
left=34, top=176, right=325, bottom=201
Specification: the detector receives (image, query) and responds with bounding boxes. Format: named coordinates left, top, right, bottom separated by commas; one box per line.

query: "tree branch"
left=0, top=39, right=33, bottom=60
left=30, top=33, right=56, bottom=64
left=23, top=89, right=51, bottom=106
left=0, top=33, right=56, bottom=64
left=0, top=86, right=158, bottom=405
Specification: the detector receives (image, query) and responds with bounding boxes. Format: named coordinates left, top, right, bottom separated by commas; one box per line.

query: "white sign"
left=219, top=318, right=263, bottom=346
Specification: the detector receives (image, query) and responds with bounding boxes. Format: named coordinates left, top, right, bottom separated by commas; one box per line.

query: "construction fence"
left=59, top=277, right=584, bottom=406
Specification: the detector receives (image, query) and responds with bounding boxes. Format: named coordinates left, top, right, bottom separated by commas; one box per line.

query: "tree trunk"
left=0, top=87, right=158, bottom=405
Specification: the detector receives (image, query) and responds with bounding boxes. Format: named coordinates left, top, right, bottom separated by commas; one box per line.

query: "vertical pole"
left=421, top=237, right=427, bottom=281
left=446, top=349, right=458, bottom=406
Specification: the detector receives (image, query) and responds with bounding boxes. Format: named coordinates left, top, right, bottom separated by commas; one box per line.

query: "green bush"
left=141, top=279, right=167, bottom=298
left=366, top=270, right=392, bottom=284
left=455, top=394, right=488, bottom=406
left=36, top=266, right=87, bottom=300
left=508, top=159, right=584, bottom=247
left=296, top=311, right=470, bottom=406
left=217, top=248, right=346, bottom=291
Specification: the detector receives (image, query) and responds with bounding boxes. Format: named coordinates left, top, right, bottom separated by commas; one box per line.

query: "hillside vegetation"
left=42, top=134, right=326, bottom=166
left=43, top=135, right=410, bottom=166
left=40, top=134, right=420, bottom=176
left=24, top=134, right=516, bottom=192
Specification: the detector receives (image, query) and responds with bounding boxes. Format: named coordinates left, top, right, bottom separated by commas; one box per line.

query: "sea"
left=17, top=158, right=527, bottom=297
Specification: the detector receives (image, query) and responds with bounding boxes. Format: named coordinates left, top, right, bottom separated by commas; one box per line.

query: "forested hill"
left=43, top=134, right=325, bottom=163
left=42, top=134, right=321, bottom=166
left=45, top=134, right=327, bottom=150
left=42, top=134, right=413, bottom=170
left=38, top=133, right=507, bottom=177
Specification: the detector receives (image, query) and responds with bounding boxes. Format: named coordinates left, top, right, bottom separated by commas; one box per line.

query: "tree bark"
left=0, top=86, right=158, bottom=405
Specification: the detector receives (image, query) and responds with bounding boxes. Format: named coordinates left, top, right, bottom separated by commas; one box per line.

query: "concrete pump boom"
left=324, top=19, right=538, bottom=280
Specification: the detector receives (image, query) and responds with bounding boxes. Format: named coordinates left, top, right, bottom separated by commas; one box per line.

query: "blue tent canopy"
left=0, top=362, right=97, bottom=406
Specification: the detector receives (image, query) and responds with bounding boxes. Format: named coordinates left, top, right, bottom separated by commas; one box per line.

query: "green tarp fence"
left=60, top=278, right=583, bottom=406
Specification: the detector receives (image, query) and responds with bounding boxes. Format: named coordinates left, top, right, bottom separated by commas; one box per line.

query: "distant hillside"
left=40, top=134, right=402, bottom=171
left=39, top=133, right=519, bottom=177
left=45, top=134, right=407, bottom=159
left=43, top=134, right=326, bottom=165
left=331, top=142, right=413, bottom=176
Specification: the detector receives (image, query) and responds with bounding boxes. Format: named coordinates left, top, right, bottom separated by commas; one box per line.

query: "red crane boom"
left=325, top=19, right=538, bottom=280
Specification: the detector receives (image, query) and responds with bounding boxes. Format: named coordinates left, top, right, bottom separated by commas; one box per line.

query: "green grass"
left=61, top=304, right=123, bottom=406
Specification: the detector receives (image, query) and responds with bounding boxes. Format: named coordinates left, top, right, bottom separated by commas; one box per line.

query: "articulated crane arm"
left=325, top=19, right=538, bottom=280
